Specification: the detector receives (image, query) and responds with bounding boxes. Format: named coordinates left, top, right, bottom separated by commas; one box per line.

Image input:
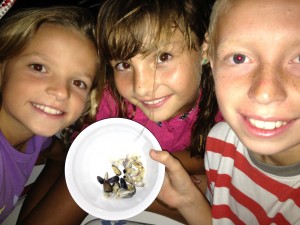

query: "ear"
left=202, top=33, right=215, bottom=69
left=202, top=33, right=209, bottom=55
left=201, top=33, right=209, bottom=65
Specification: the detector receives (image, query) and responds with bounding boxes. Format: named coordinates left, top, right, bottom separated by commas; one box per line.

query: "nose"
left=46, top=78, right=70, bottom=101
left=133, top=64, right=156, bottom=97
left=248, top=64, right=287, bottom=104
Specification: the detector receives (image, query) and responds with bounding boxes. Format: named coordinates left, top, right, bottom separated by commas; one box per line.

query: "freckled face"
left=0, top=24, right=98, bottom=140
left=110, top=30, right=202, bottom=122
left=210, top=0, right=300, bottom=161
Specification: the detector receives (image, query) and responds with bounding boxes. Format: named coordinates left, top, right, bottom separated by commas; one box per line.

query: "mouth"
left=142, top=97, right=166, bottom=105
left=249, top=118, right=288, bottom=130
left=32, top=103, right=63, bottom=115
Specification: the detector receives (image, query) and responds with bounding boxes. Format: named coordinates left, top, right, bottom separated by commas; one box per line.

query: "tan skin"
left=110, top=30, right=207, bottom=223
left=145, top=149, right=206, bottom=224
left=147, top=169, right=206, bottom=224
left=15, top=31, right=205, bottom=225
left=150, top=150, right=211, bottom=225
left=172, top=150, right=206, bottom=175
left=0, top=22, right=98, bottom=224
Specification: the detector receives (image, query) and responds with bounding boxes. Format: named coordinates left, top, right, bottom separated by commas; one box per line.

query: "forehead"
left=33, top=23, right=77, bottom=42
left=147, top=28, right=187, bottom=50
left=216, top=0, right=300, bottom=43
left=23, top=23, right=95, bottom=55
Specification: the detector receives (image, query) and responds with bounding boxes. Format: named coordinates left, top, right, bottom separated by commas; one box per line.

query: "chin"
left=32, top=127, right=60, bottom=137
left=142, top=108, right=174, bottom=122
left=151, top=116, right=173, bottom=123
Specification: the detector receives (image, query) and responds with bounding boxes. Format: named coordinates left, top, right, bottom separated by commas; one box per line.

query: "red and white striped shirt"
left=205, top=122, right=300, bottom=225
left=0, top=0, right=16, bottom=19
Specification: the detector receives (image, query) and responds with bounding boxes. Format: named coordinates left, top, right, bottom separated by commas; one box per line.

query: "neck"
left=251, top=147, right=300, bottom=166
left=0, top=115, right=33, bottom=152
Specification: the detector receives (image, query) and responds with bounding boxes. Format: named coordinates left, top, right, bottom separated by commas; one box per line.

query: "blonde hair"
left=0, top=6, right=101, bottom=146
left=207, top=0, right=234, bottom=59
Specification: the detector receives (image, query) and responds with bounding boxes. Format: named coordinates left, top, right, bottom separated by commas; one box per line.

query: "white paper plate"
left=65, top=118, right=164, bottom=220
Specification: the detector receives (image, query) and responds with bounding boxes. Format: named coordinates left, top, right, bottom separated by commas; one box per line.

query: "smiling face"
left=0, top=23, right=98, bottom=142
left=110, top=29, right=201, bottom=122
left=209, top=0, right=300, bottom=164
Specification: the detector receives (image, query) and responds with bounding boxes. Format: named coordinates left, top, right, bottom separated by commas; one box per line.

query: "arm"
left=150, top=150, right=212, bottom=225
left=171, top=149, right=205, bottom=174
left=171, top=149, right=207, bottom=193
left=17, top=138, right=87, bottom=225
left=146, top=199, right=187, bottom=224
left=146, top=150, right=206, bottom=224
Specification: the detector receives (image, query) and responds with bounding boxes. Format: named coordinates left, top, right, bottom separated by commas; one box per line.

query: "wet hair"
left=0, top=6, right=101, bottom=145
left=97, top=0, right=218, bottom=158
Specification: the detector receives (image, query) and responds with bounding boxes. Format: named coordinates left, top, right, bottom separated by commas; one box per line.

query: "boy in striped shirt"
left=151, top=0, right=300, bottom=224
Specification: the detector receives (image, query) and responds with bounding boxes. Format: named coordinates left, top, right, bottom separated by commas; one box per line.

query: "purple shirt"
left=0, top=132, right=52, bottom=223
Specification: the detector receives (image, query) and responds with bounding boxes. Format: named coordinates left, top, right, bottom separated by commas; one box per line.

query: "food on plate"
left=97, top=155, right=145, bottom=198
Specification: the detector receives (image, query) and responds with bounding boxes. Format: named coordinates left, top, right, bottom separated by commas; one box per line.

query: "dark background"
left=8, top=0, right=216, bottom=20
left=7, top=0, right=101, bottom=18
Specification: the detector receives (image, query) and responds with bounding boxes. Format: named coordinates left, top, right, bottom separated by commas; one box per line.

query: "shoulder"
left=208, top=122, right=234, bottom=139
left=206, top=122, right=244, bottom=155
left=40, top=137, right=66, bottom=162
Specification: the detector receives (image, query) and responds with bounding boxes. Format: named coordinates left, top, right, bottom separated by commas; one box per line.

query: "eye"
left=288, top=55, right=300, bottom=77
left=72, top=80, right=87, bottom=89
left=229, top=53, right=250, bottom=64
left=291, top=55, right=300, bottom=64
left=157, top=52, right=172, bottom=63
left=30, top=64, right=47, bottom=72
left=115, top=62, right=131, bottom=71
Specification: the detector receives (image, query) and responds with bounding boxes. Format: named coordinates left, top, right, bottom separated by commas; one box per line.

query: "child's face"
left=1, top=24, right=98, bottom=138
left=110, top=29, right=201, bottom=122
left=210, top=0, right=300, bottom=164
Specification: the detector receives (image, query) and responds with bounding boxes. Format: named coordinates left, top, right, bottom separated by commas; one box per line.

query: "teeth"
left=249, top=118, right=287, bottom=130
left=33, top=103, right=63, bottom=115
left=143, top=98, right=165, bottom=105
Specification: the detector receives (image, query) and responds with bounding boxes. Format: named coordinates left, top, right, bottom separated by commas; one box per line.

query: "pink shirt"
left=96, top=88, right=222, bottom=152
left=96, top=87, right=222, bottom=152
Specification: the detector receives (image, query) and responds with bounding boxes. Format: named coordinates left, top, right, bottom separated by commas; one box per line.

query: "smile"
left=143, top=97, right=166, bottom=105
left=32, top=103, right=63, bottom=115
left=249, top=118, right=287, bottom=130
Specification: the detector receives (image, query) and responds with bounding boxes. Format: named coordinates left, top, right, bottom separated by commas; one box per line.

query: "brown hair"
left=97, top=0, right=218, bottom=157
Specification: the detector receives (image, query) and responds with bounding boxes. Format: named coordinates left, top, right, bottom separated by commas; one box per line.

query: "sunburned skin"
left=209, top=0, right=300, bottom=165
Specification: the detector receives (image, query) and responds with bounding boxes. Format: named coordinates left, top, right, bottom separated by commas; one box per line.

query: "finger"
left=150, top=150, right=190, bottom=183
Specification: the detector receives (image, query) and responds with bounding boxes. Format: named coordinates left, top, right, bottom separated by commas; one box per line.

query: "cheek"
left=214, top=78, right=233, bottom=107
left=172, top=64, right=200, bottom=88
left=71, top=93, right=88, bottom=113
left=114, top=76, right=131, bottom=96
